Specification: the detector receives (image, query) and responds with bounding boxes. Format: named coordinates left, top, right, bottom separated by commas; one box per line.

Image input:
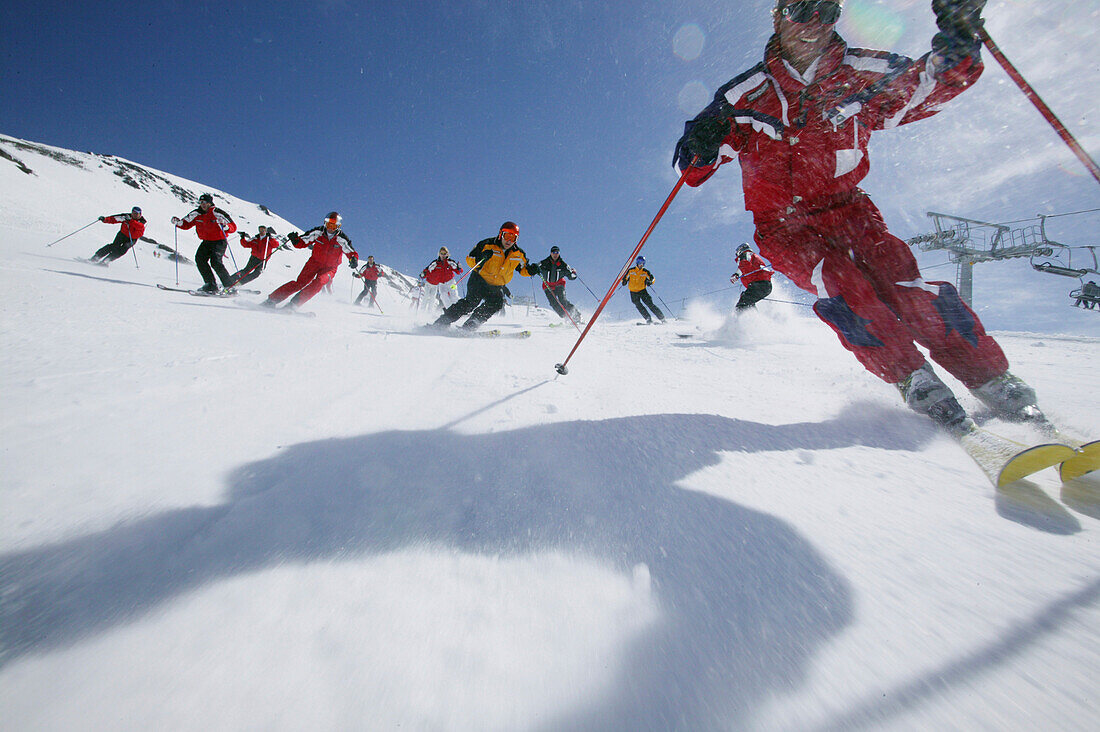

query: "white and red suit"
left=267, top=227, right=357, bottom=307
left=678, top=33, right=1007, bottom=387
left=420, top=256, right=464, bottom=309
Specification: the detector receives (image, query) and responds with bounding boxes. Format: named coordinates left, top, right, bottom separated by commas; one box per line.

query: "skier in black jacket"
left=538, top=246, right=583, bottom=322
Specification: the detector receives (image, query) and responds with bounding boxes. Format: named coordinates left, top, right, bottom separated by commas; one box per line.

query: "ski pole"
left=173, top=226, right=180, bottom=285
left=650, top=287, right=677, bottom=319
left=217, top=220, right=239, bottom=270
left=576, top=274, right=601, bottom=303
left=554, top=163, right=694, bottom=375
left=129, top=234, right=140, bottom=269
left=45, top=219, right=99, bottom=248
left=454, top=255, right=490, bottom=285
left=978, top=27, right=1100, bottom=188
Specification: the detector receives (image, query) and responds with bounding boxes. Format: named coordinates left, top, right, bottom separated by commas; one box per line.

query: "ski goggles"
left=500, top=230, right=518, bottom=243
left=780, top=1, right=842, bottom=24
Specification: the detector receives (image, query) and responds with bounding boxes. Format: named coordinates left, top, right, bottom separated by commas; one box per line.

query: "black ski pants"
left=735, top=280, right=773, bottom=311
left=231, top=256, right=265, bottom=286
left=195, top=239, right=234, bottom=289
left=630, top=289, right=664, bottom=322
left=354, top=280, right=379, bottom=306
left=92, top=232, right=136, bottom=262
left=434, top=273, right=503, bottom=330
left=543, top=284, right=578, bottom=318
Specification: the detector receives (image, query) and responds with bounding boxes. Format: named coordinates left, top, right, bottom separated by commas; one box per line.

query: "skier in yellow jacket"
left=621, top=256, right=665, bottom=324
left=431, top=221, right=539, bottom=331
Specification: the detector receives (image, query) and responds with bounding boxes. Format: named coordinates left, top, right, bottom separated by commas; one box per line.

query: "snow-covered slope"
left=0, top=133, right=412, bottom=306
left=1, top=137, right=1098, bottom=730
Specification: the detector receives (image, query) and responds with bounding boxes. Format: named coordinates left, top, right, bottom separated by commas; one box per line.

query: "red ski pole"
left=978, top=27, right=1100, bottom=188
left=554, top=163, right=693, bottom=375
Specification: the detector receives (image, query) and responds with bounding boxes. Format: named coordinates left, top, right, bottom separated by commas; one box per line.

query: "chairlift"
left=1030, top=244, right=1098, bottom=278
left=1070, top=280, right=1100, bottom=311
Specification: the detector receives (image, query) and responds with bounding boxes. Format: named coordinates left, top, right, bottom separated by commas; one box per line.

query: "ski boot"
left=198, top=283, right=219, bottom=295
left=897, top=362, right=974, bottom=435
left=971, top=371, right=1044, bottom=423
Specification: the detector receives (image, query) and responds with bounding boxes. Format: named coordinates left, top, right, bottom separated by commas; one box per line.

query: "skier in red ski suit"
left=264, top=212, right=358, bottom=310
left=353, top=256, right=387, bottom=308
left=89, top=207, right=146, bottom=263
left=674, top=0, right=1044, bottom=432
left=731, top=243, right=774, bottom=311
left=419, top=246, right=464, bottom=311
left=172, top=193, right=238, bottom=293
left=231, top=225, right=281, bottom=286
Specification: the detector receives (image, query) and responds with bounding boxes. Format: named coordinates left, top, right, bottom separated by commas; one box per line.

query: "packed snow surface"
left=2, top=135, right=1098, bottom=730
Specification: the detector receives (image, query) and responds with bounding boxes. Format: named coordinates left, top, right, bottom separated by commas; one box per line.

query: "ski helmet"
left=324, top=211, right=342, bottom=231
left=131, top=206, right=142, bottom=216
left=736, top=243, right=752, bottom=257
left=635, top=256, right=646, bottom=266
left=499, top=221, right=519, bottom=243
left=550, top=246, right=560, bottom=254
left=198, top=193, right=214, bottom=204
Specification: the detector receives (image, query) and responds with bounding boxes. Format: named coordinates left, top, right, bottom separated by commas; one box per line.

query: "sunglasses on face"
left=781, top=1, right=842, bottom=24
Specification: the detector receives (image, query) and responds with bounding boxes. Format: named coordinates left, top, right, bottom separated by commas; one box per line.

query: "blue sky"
left=3, top=0, right=1097, bottom=332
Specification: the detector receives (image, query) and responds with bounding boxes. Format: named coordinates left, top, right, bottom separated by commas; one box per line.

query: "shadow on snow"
left=3, top=410, right=924, bottom=727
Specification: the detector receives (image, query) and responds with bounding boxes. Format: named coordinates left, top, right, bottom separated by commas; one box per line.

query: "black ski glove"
left=933, top=0, right=985, bottom=38
left=98, top=216, right=105, bottom=222
left=673, top=103, right=735, bottom=170
left=288, top=232, right=300, bottom=243
left=348, top=255, right=359, bottom=269
left=932, top=0, right=985, bottom=64
left=526, top=261, right=539, bottom=276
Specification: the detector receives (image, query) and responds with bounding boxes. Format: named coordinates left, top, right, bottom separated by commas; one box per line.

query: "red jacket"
left=680, top=34, right=982, bottom=219
left=293, top=226, right=357, bottom=270
left=240, top=234, right=280, bottom=261
left=735, top=252, right=773, bottom=285
left=357, top=263, right=385, bottom=281
left=421, top=257, right=463, bottom=285
left=103, top=214, right=145, bottom=241
left=178, top=207, right=237, bottom=240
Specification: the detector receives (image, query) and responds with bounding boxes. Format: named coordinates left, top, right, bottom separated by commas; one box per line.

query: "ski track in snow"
left=2, top=135, right=1100, bottom=730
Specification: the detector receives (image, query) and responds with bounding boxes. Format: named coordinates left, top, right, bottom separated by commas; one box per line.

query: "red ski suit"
left=102, top=214, right=146, bottom=241
left=421, top=257, right=463, bottom=285
left=679, top=34, right=1007, bottom=387
left=240, top=234, right=280, bottom=261
left=735, top=252, right=773, bottom=286
left=178, top=207, right=236, bottom=240
left=268, top=226, right=357, bottom=306
left=357, top=263, right=384, bottom=281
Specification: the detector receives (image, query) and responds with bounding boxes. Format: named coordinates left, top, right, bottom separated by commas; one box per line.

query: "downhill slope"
left=2, top=136, right=1099, bottom=730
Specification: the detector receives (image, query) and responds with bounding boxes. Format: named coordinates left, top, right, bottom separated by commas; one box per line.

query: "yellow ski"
left=1060, top=441, right=1100, bottom=482
left=958, top=428, right=1078, bottom=488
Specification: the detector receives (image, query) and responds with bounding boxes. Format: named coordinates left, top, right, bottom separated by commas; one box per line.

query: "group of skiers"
left=88, top=195, right=791, bottom=324
left=82, top=0, right=1056, bottom=437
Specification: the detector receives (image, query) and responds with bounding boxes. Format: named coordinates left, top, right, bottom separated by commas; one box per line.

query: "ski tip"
left=554, top=363, right=568, bottom=375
